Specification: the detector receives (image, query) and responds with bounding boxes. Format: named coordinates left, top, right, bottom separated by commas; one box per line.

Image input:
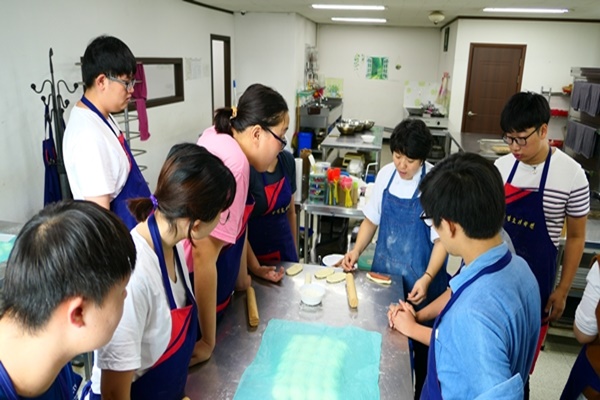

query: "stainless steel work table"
left=185, top=263, right=412, bottom=399
left=320, top=125, right=384, bottom=169
left=303, top=202, right=365, bottom=264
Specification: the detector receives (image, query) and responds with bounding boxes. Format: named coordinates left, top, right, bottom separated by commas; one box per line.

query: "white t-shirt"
left=63, top=106, right=130, bottom=200
left=363, top=161, right=439, bottom=243
left=89, top=229, right=193, bottom=394
left=494, top=148, right=590, bottom=247
left=575, top=261, right=600, bottom=337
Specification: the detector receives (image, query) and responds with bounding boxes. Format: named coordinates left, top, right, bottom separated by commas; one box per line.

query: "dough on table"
left=314, top=267, right=335, bottom=279
left=285, top=263, right=304, bottom=276
left=326, top=272, right=346, bottom=284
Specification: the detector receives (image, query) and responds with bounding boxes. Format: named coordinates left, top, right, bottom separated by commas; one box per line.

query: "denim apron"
left=421, top=251, right=512, bottom=399
left=372, top=164, right=448, bottom=308
left=372, top=164, right=448, bottom=398
left=0, top=362, right=81, bottom=400
left=247, top=154, right=298, bottom=264
left=560, top=344, right=600, bottom=399
left=79, top=97, right=151, bottom=230
left=215, top=192, right=255, bottom=316
left=503, top=147, right=555, bottom=369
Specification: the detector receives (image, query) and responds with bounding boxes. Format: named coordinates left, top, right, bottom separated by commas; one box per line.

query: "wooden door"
left=461, top=44, right=526, bottom=134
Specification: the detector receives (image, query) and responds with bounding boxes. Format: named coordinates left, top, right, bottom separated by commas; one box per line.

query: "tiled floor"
left=531, top=335, right=580, bottom=399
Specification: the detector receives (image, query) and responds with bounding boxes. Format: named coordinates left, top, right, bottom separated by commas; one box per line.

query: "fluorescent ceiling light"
left=483, top=7, right=569, bottom=14
left=313, top=4, right=385, bottom=11
left=331, top=17, right=387, bottom=23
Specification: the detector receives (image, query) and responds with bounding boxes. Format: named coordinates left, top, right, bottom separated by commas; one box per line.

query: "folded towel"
left=588, top=82, right=600, bottom=116
left=571, top=81, right=585, bottom=110
left=566, top=120, right=598, bottom=159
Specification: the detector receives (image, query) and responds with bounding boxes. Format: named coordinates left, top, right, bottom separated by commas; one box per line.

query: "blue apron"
left=504, top=148, right=555, bottom=370
left=79, top=97, right=150, bottom=230
left=247, top=154, right=298, bottom=264
left=372, top=164, right=448, bottom=309
left=216, top=192, right=255, bottom=316
left=82, top=214, right=198, bottom=400
left=560, top=344, right=600, bottom=400
left=42, top=103, right=62, bottom=205
left=421, top=251, right=512, bottom=399
left=0, top=361, right=81, bottom=400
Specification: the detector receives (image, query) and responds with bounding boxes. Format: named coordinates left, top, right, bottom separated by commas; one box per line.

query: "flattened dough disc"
left=285, top=263, right=303, bottom=276
left=326, top=271, right=346, bottom=284
left=314, top=267, right=336, bottom=279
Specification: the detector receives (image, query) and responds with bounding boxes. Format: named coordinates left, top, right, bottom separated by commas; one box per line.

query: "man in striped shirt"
left=494, top=91, right=589, bottom=399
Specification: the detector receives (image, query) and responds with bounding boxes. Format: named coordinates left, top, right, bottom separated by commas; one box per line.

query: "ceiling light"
left=483, top=8, right=569, bottom=14
left=313, top=4, right=385, bottom=11
left=428, top=11, right=445, bottom=25
left=331, top=17, right=387, bottom=23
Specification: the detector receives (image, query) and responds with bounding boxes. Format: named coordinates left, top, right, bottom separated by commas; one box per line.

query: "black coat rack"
left=31, top=48, right=78, bottom=201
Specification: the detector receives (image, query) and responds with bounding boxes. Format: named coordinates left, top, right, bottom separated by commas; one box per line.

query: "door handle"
left=467, top=111, right=477, bottom=117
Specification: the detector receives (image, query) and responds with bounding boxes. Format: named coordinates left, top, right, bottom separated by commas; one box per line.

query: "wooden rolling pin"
left=247, top=286, right=259, bottom=327
left=346, top=273, right=358, bottom=309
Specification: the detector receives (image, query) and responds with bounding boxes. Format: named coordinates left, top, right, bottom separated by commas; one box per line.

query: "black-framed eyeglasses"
left=107, top=75, right=137, bottom=91
left=502, top=125, right=542, bottom=147
left=419, top=211, right=433, bottom=227
left=219, top=210, right=231, bottom=225
left=263, top=126, right=287, bottom=150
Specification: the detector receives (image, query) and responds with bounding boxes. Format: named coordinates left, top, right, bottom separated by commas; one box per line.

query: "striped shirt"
left=495, top=148, right=590, bottom=247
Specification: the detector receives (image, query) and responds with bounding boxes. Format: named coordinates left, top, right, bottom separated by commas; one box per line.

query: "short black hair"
left=419, top=153, right=505, bottom=239
left=389, top=118, right=433, bottom=161
left=500, top=91, right=550, bottom=134
left=81, top=35, right=136, bottom=88
left=0, top=201, right=136, bottom=331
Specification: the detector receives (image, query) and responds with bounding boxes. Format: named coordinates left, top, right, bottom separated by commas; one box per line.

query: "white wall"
left=447, top=19, right=600, bottom=135
left=233, top=12, right=317, bottom=142
left=0, top=0, right=234, bottom=222
left=317, top=24, right=440, bottom=129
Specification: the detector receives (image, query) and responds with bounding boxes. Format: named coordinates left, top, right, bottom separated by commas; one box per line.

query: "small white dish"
left=322, top=254, right=344, bottom=267
left=300, top=283, right=326, bottom=306
left=361, top=134, right=375, bottom=144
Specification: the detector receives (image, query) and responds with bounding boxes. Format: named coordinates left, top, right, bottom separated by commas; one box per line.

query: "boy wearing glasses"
left=494, top=92, right=589, bottom=390
left=389, top=153, right=541, bottom=399
left=64, top=35, right=150, bottom=229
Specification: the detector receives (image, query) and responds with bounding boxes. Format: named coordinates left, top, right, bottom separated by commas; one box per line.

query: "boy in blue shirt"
left=0, top=201, right=136, bottom=399
left=390, top=153, right=541, bottom=399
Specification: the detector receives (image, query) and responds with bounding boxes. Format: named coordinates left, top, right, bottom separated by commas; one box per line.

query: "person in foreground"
left=389, top=152, right=541, bottom=399
left=63, top=35, right=150, bottom=229
left=246, top=148, right=298, bottom=280
left=495, top=92, right=589, bottom=393
left=82, top=143, right=235, bottom=400
left=339, top=119, right=448, bottom=398
left=561, top=254, right=600, bottom=399
left=0, top=201, right=136, bottom=400
left=185, top=83, right=289, bottom=362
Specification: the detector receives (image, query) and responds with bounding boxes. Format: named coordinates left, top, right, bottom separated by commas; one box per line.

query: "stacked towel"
left=571, top=81, right=600, bottom=116
left=566, top=120, right=598, bottom=159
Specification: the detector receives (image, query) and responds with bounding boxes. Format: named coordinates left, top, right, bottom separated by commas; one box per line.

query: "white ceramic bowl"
left=322, top=254, right=344, bottom=267
left=300, top=283, right=326, bottom=306
left=361, top=134, right=375, bottom=144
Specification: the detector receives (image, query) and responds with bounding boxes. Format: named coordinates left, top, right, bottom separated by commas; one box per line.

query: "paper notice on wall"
left=185, top=58, right=203, bottom=80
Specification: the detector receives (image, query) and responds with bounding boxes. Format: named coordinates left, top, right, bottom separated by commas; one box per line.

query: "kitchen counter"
left=458, top=132, right=505, bottom=161
left=320, top=125, right=384, bottom=169
left=185, top=263, right=412, bottom=399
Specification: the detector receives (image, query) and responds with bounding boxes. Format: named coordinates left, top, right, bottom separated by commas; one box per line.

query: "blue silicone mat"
left=234, top=319, right=382, bottom=400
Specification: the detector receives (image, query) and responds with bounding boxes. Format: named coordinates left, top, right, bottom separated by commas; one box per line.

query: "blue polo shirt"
left=434, top=243, right=541, bottom=399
